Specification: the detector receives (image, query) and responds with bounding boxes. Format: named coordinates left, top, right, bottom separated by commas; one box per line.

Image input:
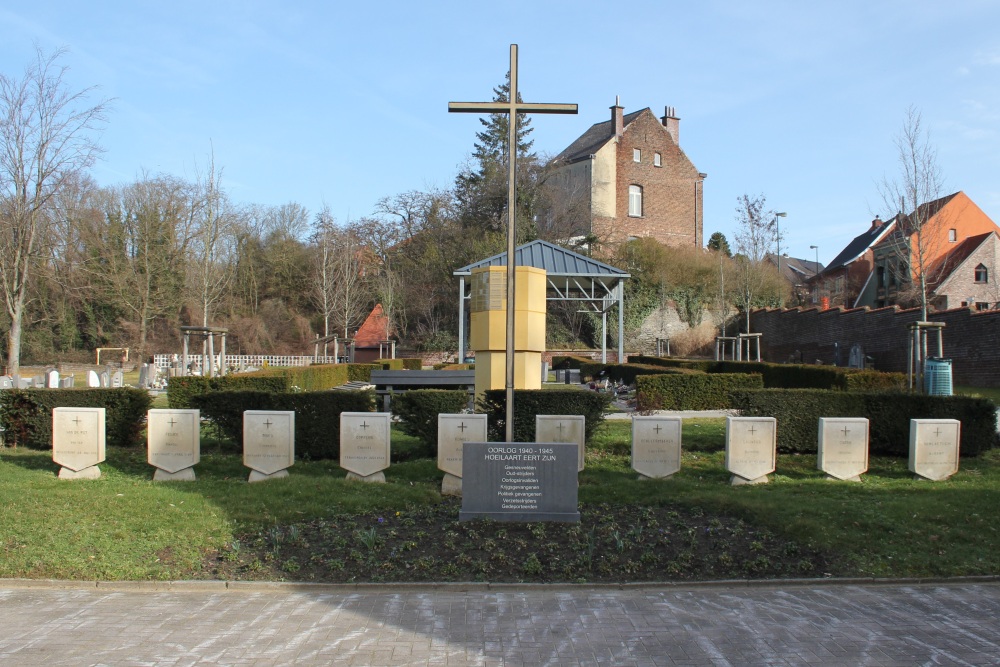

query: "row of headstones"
left=0, top=368, right=125, bottom=390
left=50, top=408, right=962, bottom=485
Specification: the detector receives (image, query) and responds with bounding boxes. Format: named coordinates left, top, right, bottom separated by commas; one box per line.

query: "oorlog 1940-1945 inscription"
left=459, top=442, right=579, bottom=522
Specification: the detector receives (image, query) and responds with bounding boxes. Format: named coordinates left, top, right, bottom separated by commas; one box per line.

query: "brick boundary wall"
left=749, top=306, right=1000, bottom=387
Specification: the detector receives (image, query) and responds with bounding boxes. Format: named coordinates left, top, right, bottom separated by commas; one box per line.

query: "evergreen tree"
left=707, top=231, right=732, bottom=257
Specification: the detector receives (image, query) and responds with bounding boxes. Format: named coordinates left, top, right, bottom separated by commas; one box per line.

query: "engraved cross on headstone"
left=168, top=418, right=178, bottom=429
left=748, top=425, right=757, bottom=436
left=653, top=424, right=663, bottom=434
left=263, top=419, right=273, bottom=429
left=449, top=44, right=577, bottom=443
left=458, top=422, right=467, bottom=432
left=841, top=426, right=850, bottom=437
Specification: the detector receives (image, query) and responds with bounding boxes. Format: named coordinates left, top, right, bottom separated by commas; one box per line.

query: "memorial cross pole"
left=449, top=44, right=577, bottom=441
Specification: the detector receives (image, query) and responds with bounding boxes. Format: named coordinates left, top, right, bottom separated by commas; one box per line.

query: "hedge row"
left=0, top=388, right=153, bottom=449
left=730, top=389, right=999, bottom=457
left=636, top=373, right=764, bottom=410
left=581, top=363, right=692, bottom=385
left=477, top=389, right=610, bottom=443
left=191, top=390, right=375, bottom=460
left=550, top=355, right=595, bottom=370
left=627, top=356, right=906, bottom=391
left=392, top=390, right=471, bottom=455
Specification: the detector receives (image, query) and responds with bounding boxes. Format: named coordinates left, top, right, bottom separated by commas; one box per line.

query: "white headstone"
left=138, top=364, right=149, bottom=388
left=725, top=417, right=777, bottom=485
left=535, top=415, right=586, bottom=471
left=148, top=409, right=200, bottom=481
left=87, top=370, right=100, bottom=387
left=111, top=370, right=123, bottom=388
left=45, top=369, right=60, bottom=389
left=437, top=413, right=488, bottom=495
left=909, top=419, right=961, bottom=481
left=52, top=407, right=106, bottom=479
left=59, top=376, right=74, bottom=388
left=631, top=416, right=682, bottom=479
left=100, top=371, right=110, bottom=388
left=340, top=412, right=391, bottom=482
left=817, top=418, right=869, bottom=481
left=0, top=375, right=12, bottom=389
left=243, top=410, right=295, bottom=482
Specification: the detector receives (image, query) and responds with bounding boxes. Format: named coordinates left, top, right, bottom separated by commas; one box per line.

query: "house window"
left=628, top=185, right=643, bottom=217
left=949, top=228, right=957, bottom=242
left=975, top=263, right=988, bottom=283
left=633, top=148, right=641, bottom=162
left=653, top=152, right=661, bottom=167
left=977, top=302, right=990, bottom=311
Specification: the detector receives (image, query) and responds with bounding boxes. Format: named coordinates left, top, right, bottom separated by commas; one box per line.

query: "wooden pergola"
left=180, top=326, right=229, bottom=377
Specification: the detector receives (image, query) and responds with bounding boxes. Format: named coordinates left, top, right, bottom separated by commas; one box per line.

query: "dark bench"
left=369, top=370, right=476, bottom=412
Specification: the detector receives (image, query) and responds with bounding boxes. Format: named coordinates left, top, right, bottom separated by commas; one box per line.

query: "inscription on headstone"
left=460, top=442, right=579, bottom=522
left=111, top=369, right=124, bottom=388
left=52, top=407, right=106, bottom=480
left=632, top=416, right=682, bottom=479
left=817, top=418, right=869, bottom=482
left=148, top=409, right=200, bottom=481
left=340, top=412, right=391, bottom=483
left=243, top=410, right=294, bottom=482
left=909, top=419, right=961, bottom=481
left=535, top=415, right=586, bottom=471
left=725, top=417, right=777, bottom=485
left=437, top=413, right=488, bottom=495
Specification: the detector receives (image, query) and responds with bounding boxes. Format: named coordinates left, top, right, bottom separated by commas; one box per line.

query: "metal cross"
left=449, top=44, right=577, bottom=443
left=263, top=419, right=273, bottom=429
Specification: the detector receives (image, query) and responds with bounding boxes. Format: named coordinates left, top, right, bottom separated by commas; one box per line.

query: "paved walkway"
left=2, top=580, right=999, bottom=666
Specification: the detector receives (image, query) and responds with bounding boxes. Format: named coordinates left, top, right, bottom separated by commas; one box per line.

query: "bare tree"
left=732, top=194, right=785, bottom=332
left=0, top=47, right=109, bottom=375
left=878, top=106, right=945, bottom=320
left=188, top=151, right=235, bottom=327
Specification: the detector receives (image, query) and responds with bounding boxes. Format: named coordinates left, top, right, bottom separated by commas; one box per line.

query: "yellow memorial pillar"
left=470, top=265, right=546, bottom=398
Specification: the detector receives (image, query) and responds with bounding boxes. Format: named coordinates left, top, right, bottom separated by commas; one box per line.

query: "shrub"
left=477, top=389, right=610, bottom=443
left=191, top=389, right=375, bottom=459
left=627, top=355, right=715, bottom=372
left=636, top=373, right=764, bottom=411
left=593, top=363, right=692, bottom=385
left=579, top=362, right=605, bottom=381
left=730, top=389, right=999, bottom=457
left=392, top=390, right=471, bottom=455
left=0, top=388, right=152, bottom=449
left=842, top=370, right=908, bottom=392
left=550, top=355, right=594, bottom=370
left=347, top=364, right=380, bottom=382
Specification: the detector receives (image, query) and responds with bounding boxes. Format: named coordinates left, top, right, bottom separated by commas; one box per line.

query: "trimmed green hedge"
left=392, top=390, right=471, bottom=455
left=636, top=373, right=764, bottom=410
left=583, top=363, right=692, bottom=385
left=730, top=389, right=1000, bottom=457
left=191, top=390, right=375, bottom=459
left=477, top=389, right=610, bottom=443
left=628, top=356, right=715, bottom=372
left=0, top=388, right=153, bottom=449
left=550, top=355, right=594, bottom=370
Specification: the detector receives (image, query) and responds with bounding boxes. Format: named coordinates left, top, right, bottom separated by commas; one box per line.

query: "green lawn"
left=2, top=418, right=999, bottom=581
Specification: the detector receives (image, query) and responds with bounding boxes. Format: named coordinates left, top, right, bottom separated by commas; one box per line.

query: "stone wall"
left=749, top=305, right=1000, bottom=387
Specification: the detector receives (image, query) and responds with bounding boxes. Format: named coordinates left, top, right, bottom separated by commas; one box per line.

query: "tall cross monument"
left=449, top=44, right=577, bottom=442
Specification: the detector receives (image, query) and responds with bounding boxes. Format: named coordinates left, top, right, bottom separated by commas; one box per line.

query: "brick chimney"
left=661, top=106, right=679, bottom=144
left=871, top=215, right=882, bottom=230
left=611, top=96, right=624, bottom=139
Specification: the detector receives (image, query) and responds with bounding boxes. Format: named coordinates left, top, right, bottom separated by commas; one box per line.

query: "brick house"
left=810, top=216, right=896, bottom=307
left=548, top=101, right=706, bottom=249
left=855, top=191, right=1000, bottom=310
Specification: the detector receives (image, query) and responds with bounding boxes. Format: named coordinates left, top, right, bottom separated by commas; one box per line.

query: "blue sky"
left=3, top=1, right=998, bottom=265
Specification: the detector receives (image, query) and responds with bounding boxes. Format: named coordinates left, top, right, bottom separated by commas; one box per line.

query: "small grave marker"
left=243, top=410, right=294, bottom=482
left=631, top=416, right=682, bottom=479
left=148, top=409, right=200, bottom=481
left=437, top=413, right=488, bottom=495
left=535, top=415, right=586, bottom=471
left=45, top=369, right=60, bottom=388
left=52, top=407, right=106, bottom=479
left=87, top=370, right=100, bottom=387
left=909, top=419, right=961, bottom=481
left=340, top=412, right=391, bottom=482
left=460, top=442, right=579, bottom=522
left=725, top=417, right=777, bottom=485
left=817, top=418, right=869, bottom=482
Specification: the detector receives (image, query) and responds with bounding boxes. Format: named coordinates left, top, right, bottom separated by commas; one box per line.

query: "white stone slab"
left=340, top=412, right=390, bottom=480
left=87, top=370, right=100, bottom=387
left=0, top=375, right=12, bottom=389
left=536, top=415, right=586, bottom=471
left=45, top=369, right=59, bottom=388
left=147, top=409, right=200, bottom=477
left=725, top=417, right=776, bottom=485
left=111, top=370, right=123, bottom=388
left=100, top=371, right=110, bottom=387
left=631, top=416, right=682, bottom=479
left=437, top=414, right=488, bottom=479
left=52, top=407, right=106, bottom=477
left=817, top=418, right=869, bottom=481
left=243, top=411, right=294, bottom=477
left=909, top=419, right=961, bottom=481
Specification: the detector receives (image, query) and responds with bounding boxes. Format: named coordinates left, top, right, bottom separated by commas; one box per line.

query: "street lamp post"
left=774, top=212, right=787, bottom=276
left=810, top=245, right=819, bottom=303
